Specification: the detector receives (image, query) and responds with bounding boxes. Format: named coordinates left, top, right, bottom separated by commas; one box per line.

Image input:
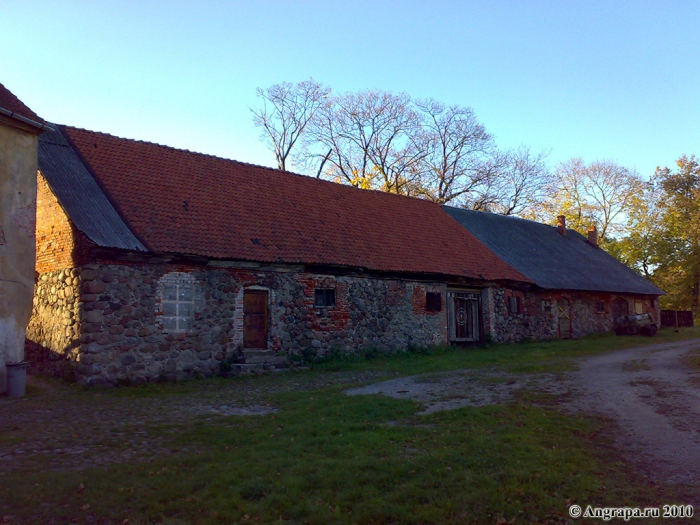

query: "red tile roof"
left=0, top=83, right=43, bottom=124
left=60, top=125, right=530, bottom=283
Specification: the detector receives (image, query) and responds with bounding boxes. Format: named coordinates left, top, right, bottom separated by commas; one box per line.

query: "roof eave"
left=0, top=107, right=53, bottom=135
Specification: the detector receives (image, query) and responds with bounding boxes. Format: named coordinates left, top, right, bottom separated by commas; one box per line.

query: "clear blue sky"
left=2, top=1, right=698, bottom=178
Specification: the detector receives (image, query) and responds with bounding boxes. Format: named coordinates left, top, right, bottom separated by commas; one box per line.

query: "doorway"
left=612, top=298, right=629, bottom=321
left=447, top=291, right=481, bottom=343
left=558, top=297, right=571, bottom=339
left=243, top=290, right=268, bottom=348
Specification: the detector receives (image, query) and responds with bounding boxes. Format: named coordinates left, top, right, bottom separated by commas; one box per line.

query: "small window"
left=508, top=296, right=520, bottom=314
left=426, top=292, right=442, bottom=312
left=314, top=288, right=336, bottom=308
left=541, top=299, right=551, bottom=312
left=596, top=301, right=605, bottom=313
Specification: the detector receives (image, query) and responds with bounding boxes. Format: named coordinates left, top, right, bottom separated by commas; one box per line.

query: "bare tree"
left=310, top=90, right=424, bottom=194
left=412, top=99, right=493, bottom=204
left=472, top=146, right=551, bottom=216
left=542, top=158, right=646, bottom=242
left=251, top=79, right=330, bottom=171
left=251, top=82, right=552, bottom=215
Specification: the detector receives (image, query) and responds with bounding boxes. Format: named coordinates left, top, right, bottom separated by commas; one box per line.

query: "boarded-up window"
left=635, top=300, right=644, bottom=314
left=426, top=292, right=442, bottom=312
left=508, top=296, right=520, bottom=314
left=160, top=273, right=196, bottom=332
left=314, top=288, right=336, bottom=308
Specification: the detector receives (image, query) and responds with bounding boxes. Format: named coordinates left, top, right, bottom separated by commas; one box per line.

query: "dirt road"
left=347, top=338, right=700, bottom=496
left=576, top=338, right=700, bottom=489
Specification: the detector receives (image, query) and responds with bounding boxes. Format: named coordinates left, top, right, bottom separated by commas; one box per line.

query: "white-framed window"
left=159, top=272, right=196, bottom=332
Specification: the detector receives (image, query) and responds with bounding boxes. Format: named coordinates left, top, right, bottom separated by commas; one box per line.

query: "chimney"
left=587, top=226, right=598, bottom=247
left=557, top=215, right=567, bottom=237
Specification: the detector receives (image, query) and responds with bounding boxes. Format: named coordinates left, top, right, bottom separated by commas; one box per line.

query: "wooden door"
left=612, top=298, right=629, bottom=322
left=448, top=292, right=480, bottom=342
left=558, top=298, right=571, bottom=339
left=244, top=290, right=268, bottom=348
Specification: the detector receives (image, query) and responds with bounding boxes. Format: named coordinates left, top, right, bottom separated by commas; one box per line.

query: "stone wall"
left=487, top=286, right=661, bottom=342
left=25, top=268, right=82, bottom=378
left=486, top=287, right=558, bottom=342
left=0, top=120, right=39, bottom=392
left=26, top=262, right=447, bottom=385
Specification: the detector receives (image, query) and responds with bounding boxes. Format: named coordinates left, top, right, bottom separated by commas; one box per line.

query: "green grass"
left=308, top=325, right=700, bottom=376
left=2, top=327, right=699, bottom=524
left=0, top=392, right=680, bottom=524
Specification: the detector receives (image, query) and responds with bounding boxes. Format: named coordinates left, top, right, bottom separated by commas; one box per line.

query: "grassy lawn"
left=2, top=328, right=700, bottom=524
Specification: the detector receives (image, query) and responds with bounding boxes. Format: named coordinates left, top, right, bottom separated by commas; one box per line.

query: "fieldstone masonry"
left=26, top=262, right=662, bottom=385
left=26, top=262, right=448, bottom=385
left=486, top=286, right=660, bottom=342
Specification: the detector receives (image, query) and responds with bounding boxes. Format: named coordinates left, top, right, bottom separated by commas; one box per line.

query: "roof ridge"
left=60, top=124, right=444, bottom=206
left=441, top=205, right=558, bottom=227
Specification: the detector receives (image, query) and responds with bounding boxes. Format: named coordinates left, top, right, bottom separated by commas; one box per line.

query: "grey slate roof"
left=443, top=206, right=664, bottom=295
left=38, top=126, right=148, bottom=252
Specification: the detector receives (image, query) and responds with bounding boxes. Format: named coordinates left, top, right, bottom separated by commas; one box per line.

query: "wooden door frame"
left=447, top=289, right=483, bottom=343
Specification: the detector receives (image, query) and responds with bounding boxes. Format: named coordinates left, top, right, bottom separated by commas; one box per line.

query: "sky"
left=2, top=1, right=699, bottom=179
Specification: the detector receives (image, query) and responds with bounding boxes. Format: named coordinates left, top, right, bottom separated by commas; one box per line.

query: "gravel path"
left=345, top=368, right=572, bottom=413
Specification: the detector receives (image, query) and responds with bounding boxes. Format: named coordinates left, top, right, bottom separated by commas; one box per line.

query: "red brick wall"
left=35, top=171, right=92, bottom=273
left=411, top=285, right=443, bottom=315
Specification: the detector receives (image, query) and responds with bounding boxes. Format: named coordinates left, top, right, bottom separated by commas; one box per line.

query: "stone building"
left=0, top=83, right=49, bottom=393
left=444, top=207, right=664, bottom=341
left=26, top=125, right=529, bottom=385
left=25, top=122, right=663, bottom=385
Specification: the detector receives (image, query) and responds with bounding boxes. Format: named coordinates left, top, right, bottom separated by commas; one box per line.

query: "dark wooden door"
left=558, top=298, right=571, bottom=339
left=454, top=297, right=473, bottom=340
left=449, top=292, right=480, bottom=342
left=244, top=290, right=268, bottom=348
left=612, top=298, right=629, bottom=322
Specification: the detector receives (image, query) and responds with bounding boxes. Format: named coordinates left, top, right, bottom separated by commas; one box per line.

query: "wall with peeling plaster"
left=0, top=123, right=38, bottom=392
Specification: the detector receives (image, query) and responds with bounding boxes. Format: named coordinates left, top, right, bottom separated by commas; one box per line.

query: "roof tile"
left=0, top=83, right=43, bottom=124
left=60, top=125, right=529, bottom=283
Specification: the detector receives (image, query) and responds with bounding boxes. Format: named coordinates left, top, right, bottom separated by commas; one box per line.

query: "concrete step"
left=233, top=361, right=290, bottom=375
left=233, top=363, right=264, bottom=374
left=242, top=349, right=289, bottom=366
left=245, top=354, right=288, bottom=363
left=242, top=349, right=275, bottom=358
